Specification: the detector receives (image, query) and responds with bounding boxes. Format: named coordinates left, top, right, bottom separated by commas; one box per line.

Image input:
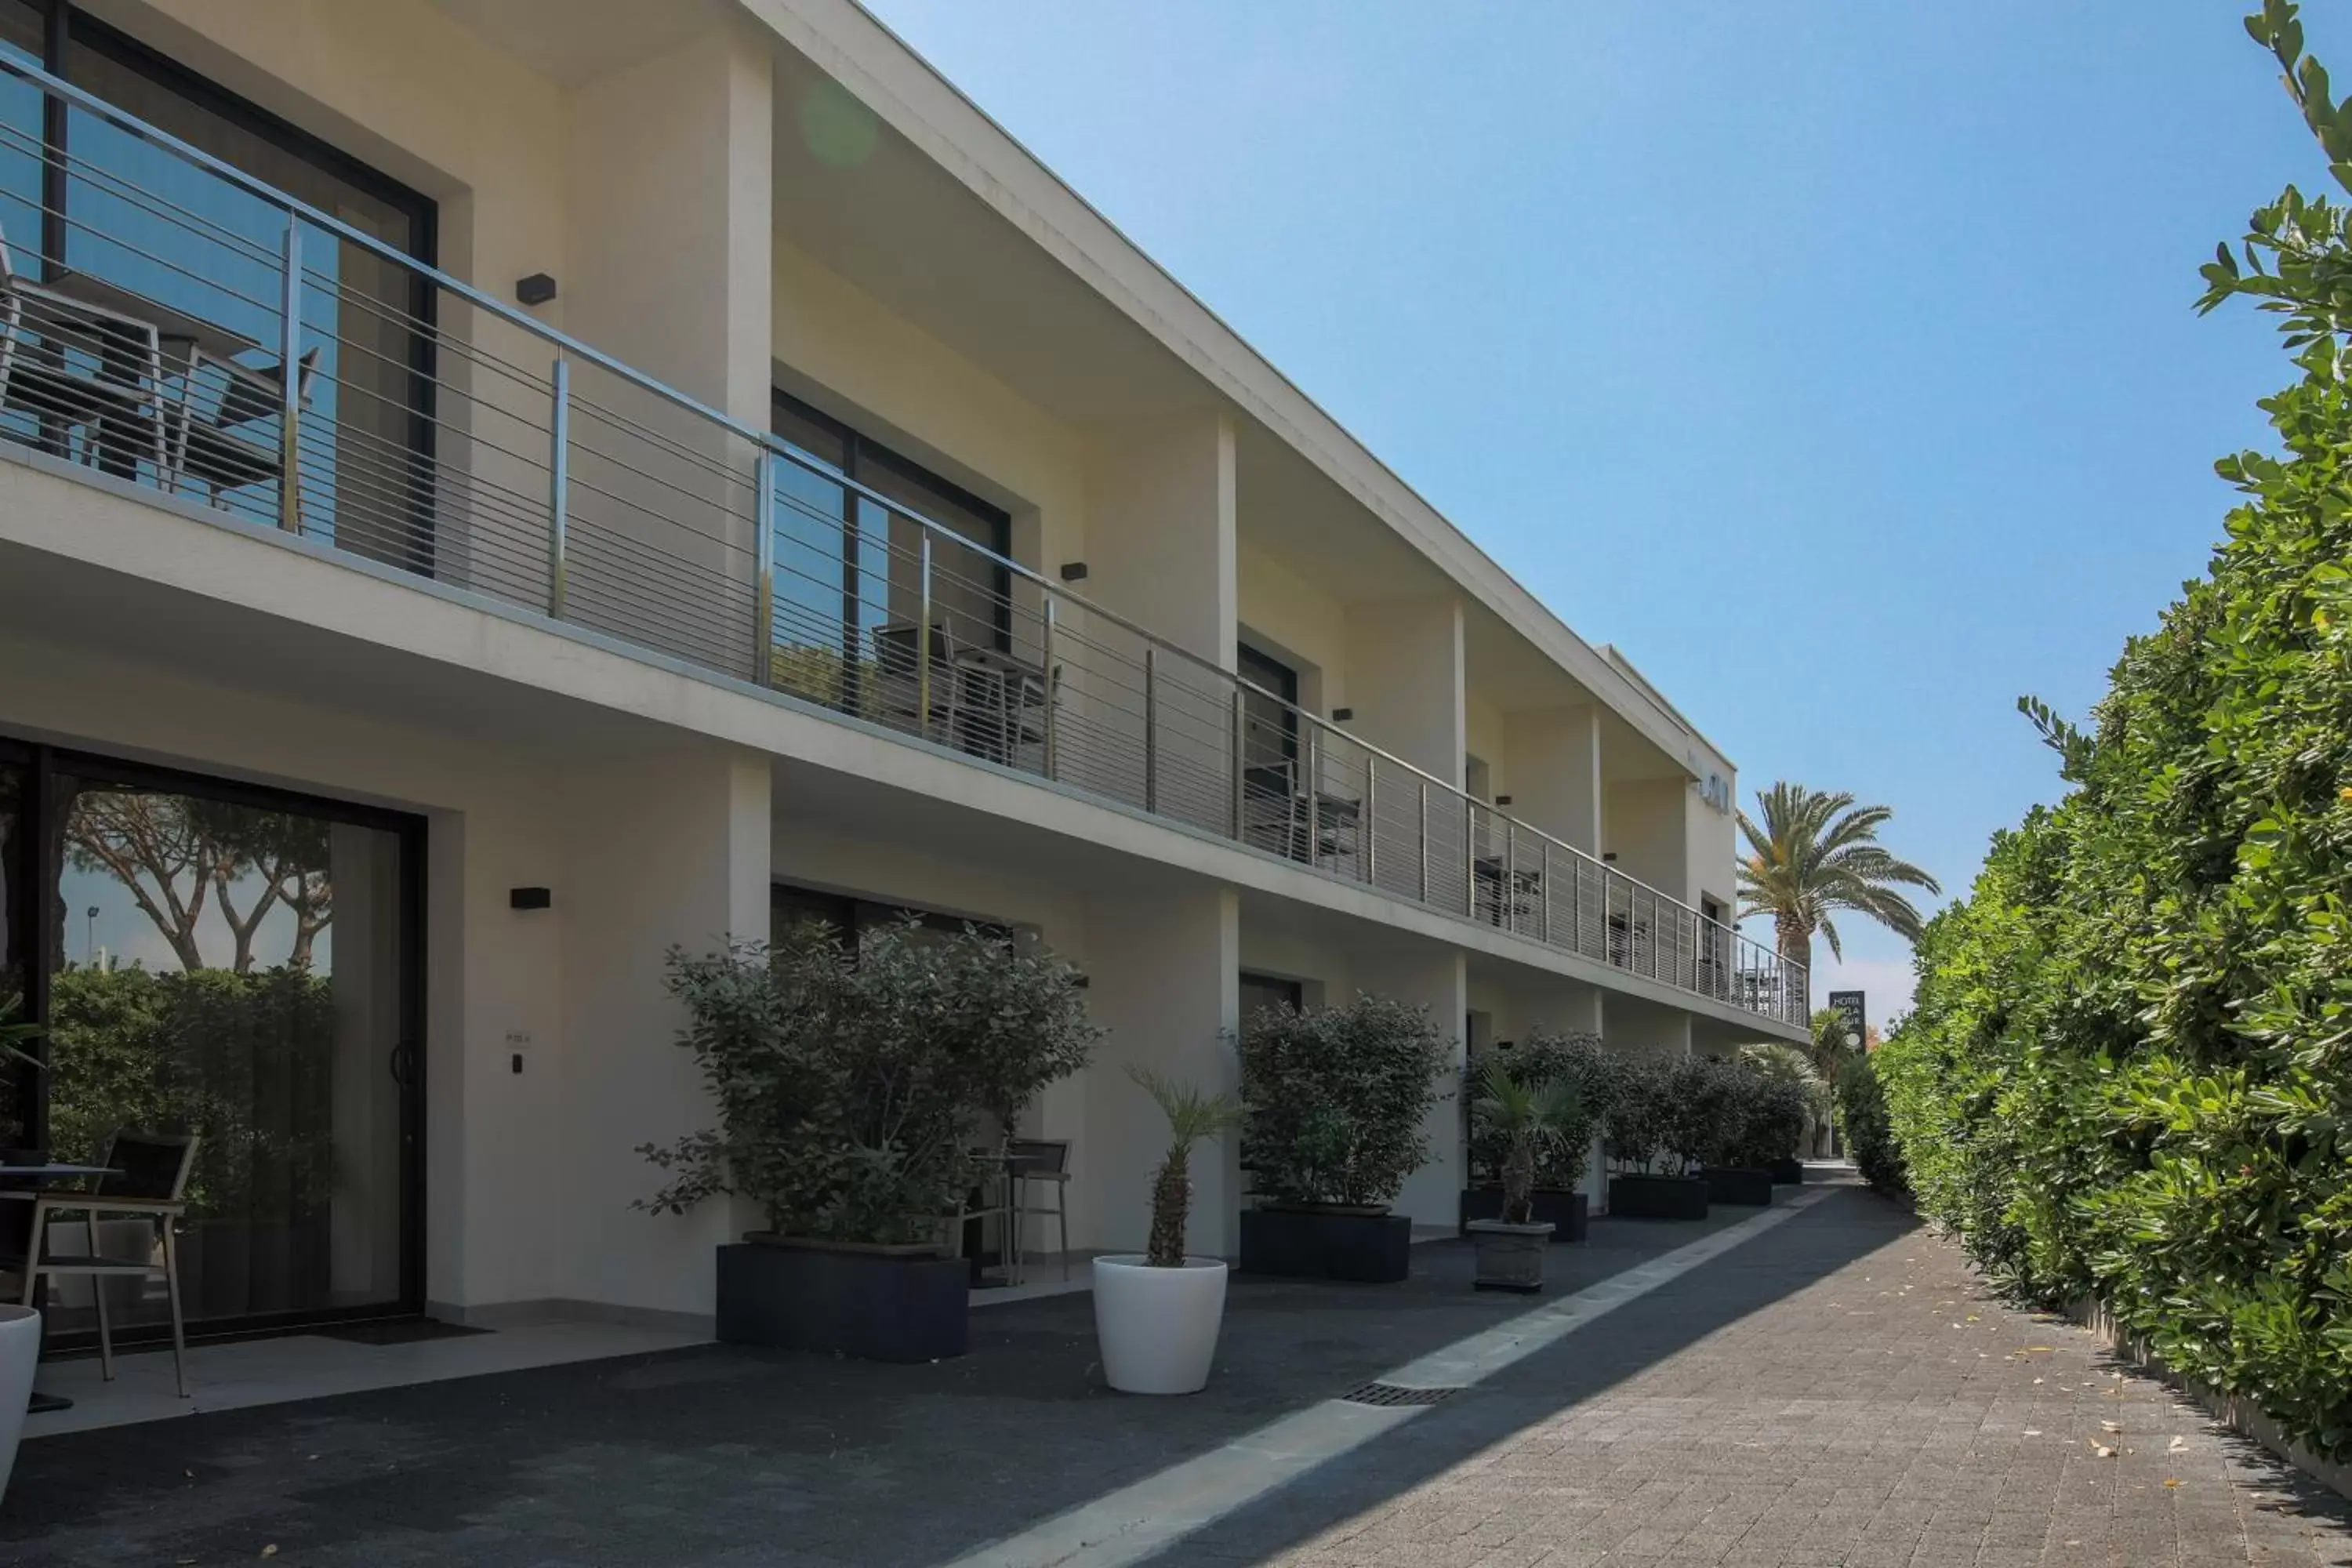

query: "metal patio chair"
left=1004, top=1138, right=1073, bottom=1283
left=0, top=1131, right=198, bottom=1399
left=0, top=221, right=166, bottom=477
left=167, top=343, right=318, bottom=517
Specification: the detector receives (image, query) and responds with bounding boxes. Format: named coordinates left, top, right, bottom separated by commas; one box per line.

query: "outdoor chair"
left=168, top=343, right=318, bottom=517
left=1004, top=1138, right=1073, bottom=1283
left=0, top=220, right=165, bottom=478
left=0, top=1131, right=197, bottom=1399
left=873, top=619, right=960, bottom=746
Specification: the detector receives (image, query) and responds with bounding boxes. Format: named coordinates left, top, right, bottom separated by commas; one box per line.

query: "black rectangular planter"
left=1704, top=1167, right=1777, bottom=1207
left=1457, top=1188, right=1588, bottom=1243
left=717, top=1240, right=969, bottom=1363
left=1240, top=1207, right=1410, bottom=1283
left=1767, top=1156, right=1805, bottom=1186
left=1606, top=1173, right=1710, bottom=1221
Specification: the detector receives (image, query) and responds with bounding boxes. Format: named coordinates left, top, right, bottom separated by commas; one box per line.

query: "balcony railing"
left=0, top=56, right=1807, bottom=1029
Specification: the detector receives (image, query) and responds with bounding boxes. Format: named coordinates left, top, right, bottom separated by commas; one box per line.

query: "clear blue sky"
left=862, top=1, right=2338, bottom=1025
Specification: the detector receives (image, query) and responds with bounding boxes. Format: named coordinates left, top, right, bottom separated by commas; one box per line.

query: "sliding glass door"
left=2, top=742, right=422, bottom=1338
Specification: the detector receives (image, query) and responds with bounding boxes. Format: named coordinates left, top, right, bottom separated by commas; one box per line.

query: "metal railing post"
left=1363, top=756, right=1377, bottom=885
left=1143, top=646, right=1159, bottom=815
left=752, top=448, right=775, bottom=685
left=278, top=216, right=302, bottom=534
left=546, top=353, right=568, bottom=619
left=1305, top=730, right=1320, bottom=867
left=1417, top=781, right=1430, bottom=904
left=917, top=533, right=934, bottom=739
left=1464, top=797, right=1477, bottom=919
left=1042, top=600, right=1059, bottom=781
left=1541, top=840, right=1552, bottom=945
left=1229, top=683, right=1245, bottom=837
left=1504, top=822, right=1517, bottom=937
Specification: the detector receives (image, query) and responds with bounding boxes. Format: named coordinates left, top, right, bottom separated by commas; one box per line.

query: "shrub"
left=1606, top=1054, right=1742, bottom=1176
left=1240, top=993, right=1450, bottom=1208
left=1738, top=1042, right=1831, bottom=1155
left=641, top=920, right=1097, bottom=1246
left=1834, top=1053, right=1905, bottom=1196
left=1726, top=1069, right=1811, bottom=1169
left=1466, top=1029, right=1611, bottom=1192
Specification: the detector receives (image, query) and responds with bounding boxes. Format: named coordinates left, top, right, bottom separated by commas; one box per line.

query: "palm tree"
left=1737, top=782, right=1940, bottom=1002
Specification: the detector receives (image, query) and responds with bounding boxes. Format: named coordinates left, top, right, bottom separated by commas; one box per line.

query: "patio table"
left=0, top=1165, right=123, bottom=1414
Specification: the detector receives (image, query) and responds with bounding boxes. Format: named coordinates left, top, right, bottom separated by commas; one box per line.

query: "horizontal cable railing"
left=0, top=56, right=1807, bottom=1029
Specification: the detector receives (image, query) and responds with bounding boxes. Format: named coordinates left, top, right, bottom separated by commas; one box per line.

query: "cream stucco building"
left=0, top=0, right=1804, bottom=1342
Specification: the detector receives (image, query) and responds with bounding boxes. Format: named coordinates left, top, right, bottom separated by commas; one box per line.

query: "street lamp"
left=85, top=906, right=99, bottom=968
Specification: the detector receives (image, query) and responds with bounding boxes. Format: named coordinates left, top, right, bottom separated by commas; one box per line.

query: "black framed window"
left=0, top=3, right=437, bottom=562
left=770, top=880, right=1010, bottom=951
left=1236, top=642, right=1298, bottom=775
left=1240, top=971, right=1304, bottom=1028
left=768, top=390, right=1013, bottom=709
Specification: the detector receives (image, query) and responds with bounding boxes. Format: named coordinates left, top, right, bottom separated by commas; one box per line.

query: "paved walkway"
left=3, top=1185, right=2347, bottom=1566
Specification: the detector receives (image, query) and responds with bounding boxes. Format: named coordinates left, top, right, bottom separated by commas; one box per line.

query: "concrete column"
left=554, top=747, right=771, bottom=1324
left=1083, top=412, right=1237, bottom=666
left=1345, top=595, right=1465, bottom=909
left=558, top=27, right=775, bottom=671
left=1080, top=883, right=1240, bottom=1258
left=1344, top=595, right=1464, bottom=786
left=1504, top=705, right=1602, bottom=855
left=1076, top=413, right=1239, bottom=829
left=563, top=26, right=774, bottom=425
left=1381, top=946, right=1468, bottom=1232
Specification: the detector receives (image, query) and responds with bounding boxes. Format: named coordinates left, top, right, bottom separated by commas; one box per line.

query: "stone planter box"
left=1704, top=1167, right=1778, bottom=1207
left=1238, top=1207, right=1410, bottom=1283
left=1466, top=1220, right=1553, bottom=1293
left=717, top=1236, right=968, bottom=1363
left=1457, top=1187, right=1588, bottom=1243
left=1607, top=1173, right=1710, bottom=1221
left=1767, top=1156, right=1806, bottom=1186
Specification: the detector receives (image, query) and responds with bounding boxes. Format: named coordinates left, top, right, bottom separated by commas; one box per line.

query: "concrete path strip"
left=945, top=1186, right=1838, bottom=1568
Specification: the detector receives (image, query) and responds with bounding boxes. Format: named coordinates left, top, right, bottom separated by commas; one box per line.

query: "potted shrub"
left=1604, top=1056, right=1715, bottom=1220
left=1237, top=994, right=1448, bottom=1283
left=1463, top=1061, right=1582, bottom=1292
left=1093, top=1065, right=1248, bottom=1394
left=641, top=919, right=1095, bottom=1363
left=1460, top=1029, right=1610, bottom=1243
left=1737, top=1044, right=1824, bottom=1184
left=1704, top=1062, right=1806, bottom=1204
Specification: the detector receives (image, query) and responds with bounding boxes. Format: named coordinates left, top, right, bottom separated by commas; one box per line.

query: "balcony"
left=0, top=56, right=1806, bottom=1030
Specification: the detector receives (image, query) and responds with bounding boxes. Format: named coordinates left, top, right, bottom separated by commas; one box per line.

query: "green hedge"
left=1833, top=1053, right=1904, bottom=1197
left=1878, top=7, right=2352, bottom=1457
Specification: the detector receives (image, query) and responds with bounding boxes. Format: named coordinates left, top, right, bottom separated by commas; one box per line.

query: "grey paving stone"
left=3, top=1186, right=2349, bottom=1566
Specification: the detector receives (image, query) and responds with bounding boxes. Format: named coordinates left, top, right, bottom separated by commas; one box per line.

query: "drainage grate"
left=1339, top=1381, right=1460, bottom=1407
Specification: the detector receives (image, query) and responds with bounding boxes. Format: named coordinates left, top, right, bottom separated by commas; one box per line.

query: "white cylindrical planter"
left=0, top=1305, right=41, bottom=1503
left=1092, top=1255, right=1228, bottom=1395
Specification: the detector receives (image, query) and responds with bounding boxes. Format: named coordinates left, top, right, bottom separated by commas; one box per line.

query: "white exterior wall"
left=1604, top=778, right=1692, bottom=907
left=1383, top=949, right=1468, bottom=1232
left=1503, top=706, right=1604, bottom=856
left=554, top=750, right=771, bottom=1322
left=1236, top=543, right=1348, bottom=720
left=1083, top=884, right=1241, bottom=1258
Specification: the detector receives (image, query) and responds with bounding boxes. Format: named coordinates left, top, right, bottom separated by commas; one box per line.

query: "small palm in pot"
left=1092, top=1064, right=1248, bottom=1394
left=1466, top=1061, right=1581, bottom=1290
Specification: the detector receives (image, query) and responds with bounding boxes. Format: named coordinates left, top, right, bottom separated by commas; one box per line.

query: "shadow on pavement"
left=0, top=1189, right=1891, bottom=1567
